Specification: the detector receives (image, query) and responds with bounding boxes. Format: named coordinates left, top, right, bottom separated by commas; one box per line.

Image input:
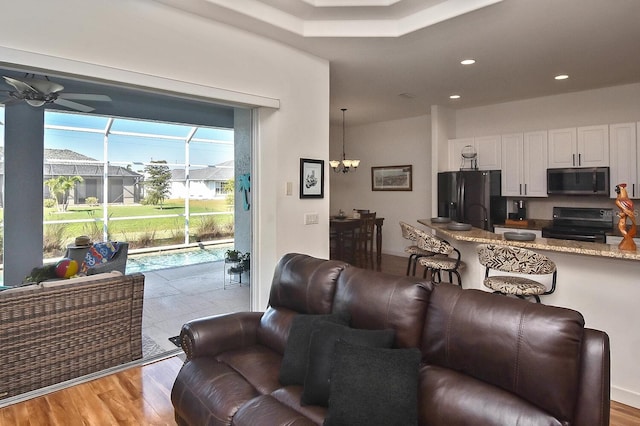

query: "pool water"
left=126, top=245, right=232, bottom=274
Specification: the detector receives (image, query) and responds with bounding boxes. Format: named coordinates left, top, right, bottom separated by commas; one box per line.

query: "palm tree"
left=44, top=175, right=84, bottom=212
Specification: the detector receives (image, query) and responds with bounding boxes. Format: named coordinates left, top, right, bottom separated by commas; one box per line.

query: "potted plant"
left=225, top=249, right=242, bottom=262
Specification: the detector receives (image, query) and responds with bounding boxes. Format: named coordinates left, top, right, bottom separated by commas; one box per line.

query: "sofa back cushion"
left=258, top=254, right=348, bottom=354
left=331, top=267, right=432, bottom=349
left=422, top=284, right=585, bottom=422
left=268, top=253, right=348, bottom=314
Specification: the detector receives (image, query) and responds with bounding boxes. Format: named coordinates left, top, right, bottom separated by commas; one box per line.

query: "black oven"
left=541, top=227, right=607, bottom=243
left=547, top=167, right=609, bottom=195
left=541, top=207, right=613, bottom=243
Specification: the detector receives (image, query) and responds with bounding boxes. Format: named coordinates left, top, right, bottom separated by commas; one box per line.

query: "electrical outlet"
left=304, top=213, right=319, bottom=225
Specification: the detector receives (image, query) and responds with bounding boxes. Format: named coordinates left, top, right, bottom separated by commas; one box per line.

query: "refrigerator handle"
left=458, top=174, right=465, bottom=221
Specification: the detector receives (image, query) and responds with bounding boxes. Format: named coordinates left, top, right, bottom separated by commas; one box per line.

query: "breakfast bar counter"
left=416, top=218, right=640, bottom=409
left=417, top=219, right=640, bottom=261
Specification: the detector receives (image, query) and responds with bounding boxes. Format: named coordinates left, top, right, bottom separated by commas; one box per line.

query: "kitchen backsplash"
left=513, top=196, right=615, bottom=220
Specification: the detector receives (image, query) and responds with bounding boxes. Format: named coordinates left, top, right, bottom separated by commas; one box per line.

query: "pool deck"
left=141, top=260, right=250, bottom=356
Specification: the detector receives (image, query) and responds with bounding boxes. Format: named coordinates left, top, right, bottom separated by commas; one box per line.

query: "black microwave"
left=547, top=167, right=609, bottom=195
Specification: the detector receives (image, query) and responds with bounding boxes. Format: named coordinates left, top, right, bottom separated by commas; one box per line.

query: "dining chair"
left=415, top=229, right=465, bottom=286
left=399, top=221, right=436, bottom=276
left=354, top=212, right=377, bottom=269
left=476, top=244, right=557, bottom=303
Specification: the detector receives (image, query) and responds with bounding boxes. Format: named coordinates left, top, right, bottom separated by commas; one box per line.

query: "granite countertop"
left=417, top=219, right=640, bottom=261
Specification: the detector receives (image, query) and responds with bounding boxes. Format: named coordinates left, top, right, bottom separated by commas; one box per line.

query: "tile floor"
left=142, top=260, right=250, bottom=355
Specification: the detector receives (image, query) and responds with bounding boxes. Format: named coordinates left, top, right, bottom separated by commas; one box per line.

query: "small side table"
left=223, top=257, right=244, bottom=289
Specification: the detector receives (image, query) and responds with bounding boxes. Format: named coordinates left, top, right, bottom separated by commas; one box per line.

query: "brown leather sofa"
left=171, top=253, right=610, bottom=425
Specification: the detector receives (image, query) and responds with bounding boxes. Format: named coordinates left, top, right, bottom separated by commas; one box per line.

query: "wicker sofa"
left=0, top=271, right=144, bottom=399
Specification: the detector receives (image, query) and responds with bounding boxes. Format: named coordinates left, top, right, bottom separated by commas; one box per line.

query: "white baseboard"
left=612, top=385, right=640, bottom=409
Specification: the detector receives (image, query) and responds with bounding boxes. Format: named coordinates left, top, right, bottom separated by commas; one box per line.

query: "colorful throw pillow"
left=324, top=341, right=421, bottom=426
left=81, top=241, right=120, bottom=273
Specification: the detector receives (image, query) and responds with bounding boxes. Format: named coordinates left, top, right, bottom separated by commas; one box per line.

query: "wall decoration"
left=300, top=158, right=324, bottom=198
left=238, top=173, right=251, bottom=210
left=371, top=165, right=413, bottom=191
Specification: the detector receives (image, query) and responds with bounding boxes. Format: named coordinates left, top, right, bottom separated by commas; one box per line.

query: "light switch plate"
left=285, top=181, right=293, bottom=196
left=304, top=213, right=319, bottom=225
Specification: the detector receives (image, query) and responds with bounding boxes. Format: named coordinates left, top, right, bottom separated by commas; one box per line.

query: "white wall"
left=454, top=83, right=640, bottom=137
left=330, top=115, right=432, bottom=255
left=0, top=0, right=330, bottom=309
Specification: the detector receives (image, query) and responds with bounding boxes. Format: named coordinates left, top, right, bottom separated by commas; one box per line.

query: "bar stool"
left=476, top=244, right=557, bottom=303
left=415, top=229, right=465, bottom=287
left=399, top=221, right=436, bottom=276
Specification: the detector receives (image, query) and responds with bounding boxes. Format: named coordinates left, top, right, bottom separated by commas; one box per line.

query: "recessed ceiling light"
left=555, top=74, right=569, bottom=80
left=460, top=59, right=476, bottom=65
left=449, top=94, right=461, bottom=99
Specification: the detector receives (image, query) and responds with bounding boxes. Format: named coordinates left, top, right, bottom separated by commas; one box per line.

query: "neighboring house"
left=42, top=149, right=143, bottom=204
left=170, top=160, right=234, bottom=199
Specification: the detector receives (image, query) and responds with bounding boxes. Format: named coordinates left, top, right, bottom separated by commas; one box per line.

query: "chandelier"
left=330, top=108, right=360, bottom=173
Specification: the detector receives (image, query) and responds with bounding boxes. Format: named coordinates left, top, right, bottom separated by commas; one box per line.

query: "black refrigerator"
left=437, top=170, right=506, bottom=230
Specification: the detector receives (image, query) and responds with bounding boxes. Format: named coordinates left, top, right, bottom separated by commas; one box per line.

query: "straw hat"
left=74, top=235, right=91, bottom=247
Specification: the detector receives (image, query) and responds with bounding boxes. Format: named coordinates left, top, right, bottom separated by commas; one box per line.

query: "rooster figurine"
left=615, top=183, right=637, bottom=251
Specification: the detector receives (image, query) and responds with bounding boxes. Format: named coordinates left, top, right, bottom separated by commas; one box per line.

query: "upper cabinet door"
left=548, top=128, right=578, bottom=168
left=609, top=122, right=638, bottom=198
left=501, top=133, right=524, bottom=196
left=577, top=125, right=609, bottom=167
left=475, top=135, right=502, bottom=170
left=448, top=137, right=475, bottom=171
left=523, top=130, right=548, bottom=197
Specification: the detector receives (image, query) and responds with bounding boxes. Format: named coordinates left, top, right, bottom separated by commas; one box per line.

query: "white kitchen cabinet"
left=448, top=137, right=474, bottom=171
left=448, top=135, right=501, bottom=171
left=548, top=125, right=609, bottom=168
left=501, top=131, right=547, bottom=197
left=475, top=135, right=502, bottom=170
left=609, top=122, right=638, bottom=198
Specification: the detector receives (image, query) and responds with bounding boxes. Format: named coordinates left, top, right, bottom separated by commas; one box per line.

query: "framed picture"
left=300, top=158, right=324, bottom=198
left=371, top=165, right=413, bottom=191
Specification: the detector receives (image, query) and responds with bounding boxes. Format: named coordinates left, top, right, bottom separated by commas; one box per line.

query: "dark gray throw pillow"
left=279, top=313, right=348, bottom=386
left=301, top=322, right=394, bottom=406
left=324, top=341, right=421, bottom=426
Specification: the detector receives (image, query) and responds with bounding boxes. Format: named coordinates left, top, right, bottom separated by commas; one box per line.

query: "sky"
left=0, top=108, right=234, bottom=170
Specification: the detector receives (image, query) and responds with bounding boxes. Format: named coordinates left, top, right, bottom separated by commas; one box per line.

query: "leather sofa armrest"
left=573, top=328, right=610, bottom=426
left=180, top=311, right=263, bottom=360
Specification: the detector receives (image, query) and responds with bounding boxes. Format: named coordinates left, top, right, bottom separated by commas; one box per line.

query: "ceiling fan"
left=0, top=74, right=111, bottom=113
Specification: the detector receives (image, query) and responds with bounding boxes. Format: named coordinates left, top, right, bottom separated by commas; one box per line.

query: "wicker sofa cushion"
left=41, top=271, right=123, bottom=288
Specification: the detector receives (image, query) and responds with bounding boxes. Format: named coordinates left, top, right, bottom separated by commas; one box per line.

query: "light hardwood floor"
left=1, top=254, right=638, bottom=425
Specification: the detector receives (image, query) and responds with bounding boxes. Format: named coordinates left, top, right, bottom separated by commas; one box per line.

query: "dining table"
left=330, top=216, right=384, bottom=270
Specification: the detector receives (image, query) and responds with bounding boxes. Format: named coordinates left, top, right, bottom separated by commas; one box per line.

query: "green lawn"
left=42, top=199, right=234, bottom=243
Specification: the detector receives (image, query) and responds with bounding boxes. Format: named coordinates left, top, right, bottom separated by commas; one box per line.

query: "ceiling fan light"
left=25, top=99, right=46, bottom=107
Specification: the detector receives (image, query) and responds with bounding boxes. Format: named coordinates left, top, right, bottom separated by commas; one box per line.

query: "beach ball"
left=55, top=258, right=79, bottom=278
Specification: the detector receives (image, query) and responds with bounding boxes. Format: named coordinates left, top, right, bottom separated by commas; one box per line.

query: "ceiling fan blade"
left=3, top=76, right=38, bottom=93
left=59, top=93, right=112, bottom=102
left=54, top=98, right=95, bottom=113
left=27, top=79, right=64, bottom=94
